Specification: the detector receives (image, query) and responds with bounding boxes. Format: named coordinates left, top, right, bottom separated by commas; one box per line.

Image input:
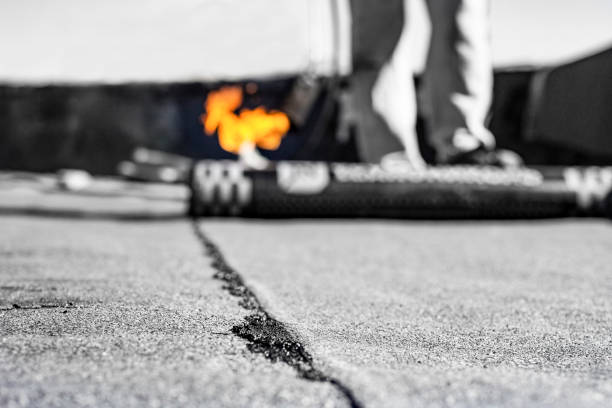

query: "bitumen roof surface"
left=203, top=219, right=612, bottom=407
left=1, top=172, right=611, bottom=407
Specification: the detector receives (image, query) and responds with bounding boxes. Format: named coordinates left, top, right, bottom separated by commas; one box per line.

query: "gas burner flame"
left=200, top=85, right=290, bottom=154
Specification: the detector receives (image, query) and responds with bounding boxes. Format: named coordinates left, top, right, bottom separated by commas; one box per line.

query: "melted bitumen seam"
left=191, top=220, right=362, bottom=408
left=1, top=302, right=79, bottom=312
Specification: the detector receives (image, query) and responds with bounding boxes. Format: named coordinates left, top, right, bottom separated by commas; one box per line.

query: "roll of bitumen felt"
left=189, top=161, right=612, bottom=219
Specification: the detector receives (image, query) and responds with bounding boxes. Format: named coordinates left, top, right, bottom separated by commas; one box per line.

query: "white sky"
left=408, top=0, right=612, bottom=70
left=0, top=0, right=610, bottom=82
left=491, top=0, right=612, bottom=66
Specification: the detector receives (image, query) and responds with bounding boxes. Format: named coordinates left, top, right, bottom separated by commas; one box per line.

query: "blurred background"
left=1, top=0, right=611, bottom=174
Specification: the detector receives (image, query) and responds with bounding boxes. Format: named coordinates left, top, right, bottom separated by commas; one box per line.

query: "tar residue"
left=192, top=221, right=362, bottom=408
left=1, top=302, right=78, bottom=312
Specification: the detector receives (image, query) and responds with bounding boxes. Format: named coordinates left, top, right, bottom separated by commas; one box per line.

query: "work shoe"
left=445, top=147, right=524, bottom=168
left=380, top=151, right=427, bottom=172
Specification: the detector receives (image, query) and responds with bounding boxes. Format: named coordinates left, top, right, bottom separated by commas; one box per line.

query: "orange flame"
left=200, top=86, right=290, bottom=154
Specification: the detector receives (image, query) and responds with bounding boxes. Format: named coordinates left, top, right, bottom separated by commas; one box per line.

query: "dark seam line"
left=191, top=219, right=362, bottom=408
left=1, top=303, right=79, bottom=312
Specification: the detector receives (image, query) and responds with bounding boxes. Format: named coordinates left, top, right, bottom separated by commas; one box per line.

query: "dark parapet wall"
left=0, top=79, right=331, bottom=175
left=0, top=84, right=190, bottom=174
left=0, top=83, right=207, bottom=174
left=1, top=47, right=612, bottom=173
left=526, top=47, right=612, bottom=158
left=491, top=46, right=612, bottom=166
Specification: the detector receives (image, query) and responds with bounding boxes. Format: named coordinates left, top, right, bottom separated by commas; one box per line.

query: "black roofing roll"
left=189, top=161, right=612, bottom=219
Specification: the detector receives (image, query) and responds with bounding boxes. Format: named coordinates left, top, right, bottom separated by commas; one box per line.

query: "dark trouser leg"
left=349, top=0, right=406, bottom=163
left=423, top=0, right=495, bottom=162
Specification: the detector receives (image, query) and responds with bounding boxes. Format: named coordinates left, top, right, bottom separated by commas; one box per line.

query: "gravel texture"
left=203, top=219, right=612, bottom=407
left=2, top=174, right=611, bottom=407
left=0, top=216, right=346, bottom=408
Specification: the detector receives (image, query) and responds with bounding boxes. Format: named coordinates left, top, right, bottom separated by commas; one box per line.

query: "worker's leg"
left=349, top=0, right=416, bottom=164
left=423, top=0, right=495, bottom=162
left=372, top=0, right=425, bottom=167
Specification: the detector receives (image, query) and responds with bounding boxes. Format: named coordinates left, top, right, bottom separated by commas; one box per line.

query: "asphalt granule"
left=192, top=221, right=362, bottom=408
